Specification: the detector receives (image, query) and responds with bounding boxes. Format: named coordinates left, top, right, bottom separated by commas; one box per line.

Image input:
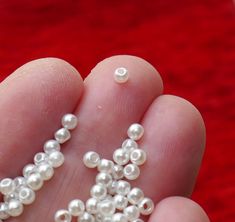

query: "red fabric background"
left=0, top=0, right=234, bottom=221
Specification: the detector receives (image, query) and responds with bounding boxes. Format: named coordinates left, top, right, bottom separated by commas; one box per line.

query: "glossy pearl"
left=7, top=199, right=24, bottom=217
left=123, top=164, right=140, bottom=180
left=127, top=187, right=144, bottom=205
left=0, top=203, right=9, bottom=220
left=79, top=212, right=95, bottom=222
left=116, top=180, right=131, bottom=196
left=22, top=164, right=37, bottom=178
left=127, top=124, right=144, bottom=141
left=98, top=159, right=114, bottom=174
left=130, top=149, right=146, bottom=166
left=124, top=205, right=140, bottom=221
left=54, top=128, right=71, bottom=144
left=112, top=165, right=124, bottom=180
left=18, top=187, right=35, bottom=205
left=44, top=140, right=61, bottom=154
left=62, top=114, right=78, bottom=130
left=26, top=173, right=43, bottom=191
left=86, top=198, right=98, bottom=214
left=122, top=139, right=138, bottom=154
left=113, top=194, right=128, bottom=210
left=37, top=163, right=54, bottom=180
left=83, top=152, right=100, bottom=168
left=98, top=199, right=115, bottom=216
left=68, top=199, right=85, bottom=216
left=138, top=197, right=154, bottom=215
left=48, top=151, right=65, bottom=168
left=90, top=184, right=107, bottom=200
left=34, top=152, right=48, bottom=165
left=54, top=209, right=72, bottom=222
left=107, top=181, right=118, bottom=195
left=112, top=213, right=128, bottom=222
left=113, top=149, right=129, bottom=166
left=114, top=67, right=129, bottom=83
left=0, top=178, right=15, bottom=195
left=96, top=172, right=112, bottom=187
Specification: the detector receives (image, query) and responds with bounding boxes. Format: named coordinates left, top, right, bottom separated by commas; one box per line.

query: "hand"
left=0, top=55, right=209, bottom=222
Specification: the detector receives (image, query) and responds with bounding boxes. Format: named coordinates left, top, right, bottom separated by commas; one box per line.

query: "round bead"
left=44, top=140, right=61, bottom=154
left=90, top=184, right=107, bottom=200
left=98, top=159, right=114, bottom=174
left=103, top=217, right=112, bottom=222
left=54, top=209, right=72, bottom=222
left=138, top=197, right=154, bottom=215
left=96, top=172, right=112, bottom=187
left=112, top=213, right=128, bottom=222
left=107, top=181, right=118, bottom=195
left=14, top=177, right=27, bottom=189
left=113, top=149, right=129, bottom=166
left=123, top=164, right=140, bottom=180
left=79, top=212, right=95, bottom=222
left=7, top=199, right=24, bottom=217
left=114, top=67, right=129, bottom=83
left=62, top=114, right=78, bottom=130
left=122, top=139, right=138, bottom=154
left=124, top=205, right=140, bottom=221
left=95, top=213, right=103, bottom=222
left=0, top=178, right=15, bottom=195
left=0, top=203, right=9, bottom=220
left=26, top=173, right=43, bottom=191
left=54, top=128, right=71, bottom=144
left=116, top=180, right=131, bottom=196
left=48, top=151, right=65, bottom=168
left=23, top=164, right=37, bottom=178
left=112, top=165, right=124, bottom=180
left=98, top=199, right=115, bottom=216
left=127, top=188, right=144, bottom=205
left=18, top=187, right=35, bottom=205
left=68, top=199, right=85, bottom=217
left=86, top=198, right=98, bottom=214
left=130, top=149, right=146, bottom=166
left=113, top=194, right=128, bottom=210
left=34, top=152, right=48, bottom=165
left=83, top=151, right=100, bottom=168
left=37, top=163, right=54, bottom=180
left=127, top=124, right=144, bottom=141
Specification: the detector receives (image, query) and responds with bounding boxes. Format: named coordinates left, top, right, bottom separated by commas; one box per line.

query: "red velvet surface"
left=0, top=1, right=234, bottom=221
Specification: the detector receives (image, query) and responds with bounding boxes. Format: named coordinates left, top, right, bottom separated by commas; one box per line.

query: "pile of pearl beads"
left=54, top=123, right=154, bottom=222
left=0, top=113, right=78, bottom=220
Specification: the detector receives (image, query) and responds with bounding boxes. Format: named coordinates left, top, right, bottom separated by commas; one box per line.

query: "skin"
left=0, top=55, right=209, bottom=222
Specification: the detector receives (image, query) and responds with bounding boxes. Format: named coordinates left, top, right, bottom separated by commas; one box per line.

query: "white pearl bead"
left=62, top=114, right=78, bottom=130
left=98, top=199, right=115, bottom=216
left=107, top=181, right=118, bottom=195
left=103, top=216, right=112, bottom=222
left=68, top=199, right=85, bottom=217
left=44, top=140, right=61, bottom=154
left=23, top=164, right=37, bottom=178
left=122, top=139, right=138, bottom=154
left=123, top=164, right=140, bottom=180
left=112, top=213, right=128, bottom=222
left=90, top=184, right=107, bottom=200
left=124, top=205, right=140, bottom=221
left=37, top=163, right=54, bottom=180
left=95, top=213, right=103, bottom=222
left=0, top=203, right=9, bottom=220
left=96, top=172, right=112, bottom=187
left=14, top=177, right=27, bottom=189
left=113, top=149, right=129, bottom=165
left=86, top=198, right=98, bottom=214
left=127, top=124, right=144, bottom=141
left=138, top=197, right=154, bottom=215
left=132, top=219, right=144, bottom=222
left=83, top=151, right=100, bottom=168
left=0, top=178, right=15, bottom=195
left=48, top=151, right=65, bottom=168
left=113, top=194, right=128, bottom=210
left=127, top=188, right=144, bottom=205
left=112, top=165, right=124, bottom=180
left=18, top=187, right=35, bottom=205
left=54, top=128, right=71, bottom=144
left=116, top=180, right=131, bottom=196
left=7, top=199, right=24, bottom=217
left=114, top=67, right=129, bottom=83
left=130, top=149, right=146, bottom=166
left=26, top=173, right=43, bottom=191
left=98, top=159, right=114, bottom=174
left=79, top=212, right=95, bottom=222
left=54, top=209, right=72, bottom=222
left=34, top=152, right=48, bottom=165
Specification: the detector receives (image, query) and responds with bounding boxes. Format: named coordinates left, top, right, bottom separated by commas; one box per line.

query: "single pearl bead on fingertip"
left=62, top=114, right=78, bottom=130
left=44, top=140, right=61, bottom=154
left=127, top=124, right=144, bottom=141
left=138, top=197, right=154, bottom=215
left=114, top=67, right=129, bottom=83
left=83, top=151, right=100, bottom=168
left=7, top=199, right=24, bottom=217
left=54, top=209, right=72, bottom=222
left=68, top=199, right=85, bottom=217
left=54, top=128, right=71, bottom=144
left=123, top=164, right=140, bottom=180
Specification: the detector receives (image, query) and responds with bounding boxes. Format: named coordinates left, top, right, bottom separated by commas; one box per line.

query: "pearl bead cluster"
left=54, top=123, right=154, bottom=222
left=0, top=114, right=78, bottom=221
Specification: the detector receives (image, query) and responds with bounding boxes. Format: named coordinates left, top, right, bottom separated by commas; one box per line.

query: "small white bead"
left=103, top=216, right=112, bottom=222
left=7, top=199, right=24, bottom=217
left=54, top=209, right=72, bottom=222
left=98, top=199, right=116, bottom=216
left=68, top=199, right=85, bottom=217
left=48, top=151, right=65, bottom=168
left=14, top=177, right=27, bottom=189
left=0, top=178, right=15, bottom=195
left=23, top=164, right=37, bottom=178
left=114, top=67, right=129, bottom=83
left=123, top=205, right=140, bottom=221
left=83, top=151, right=100, bottom=168
left=90, top=184, right=107, bottom=200
left=37, top=163, right=54, bottom=180
left=18, top=187, right=35, bottom=205
left=113, top=194, right=128, bottom=210
left=107, top=181, right=118, bottom=195
left=0, top=203, right=9, bottom=220
left=44, top=140, right=61, bottom=154
left=86, top=198, right=98, bottom=214
left=62, top=114, right=78, bottom=130
left=122, top=139, right=138, bottom=154
left=127, top=124, right=144, bottom=141
left=113, top=149, right=129, bottom=166
left=26, top=173, right=43, bottom=191
left=130, top=149, right=146, bottom=166
left=34, top=152, right=48, bottom=165
left=138, top=197, right=154, bottom=215
left=95, top=213, right=103, bottom=222
left=116, top=180, right=131, bottom=196
left=127, top=187, right=144, bottom=205
left=55, top=128, right=71, bottom=144
left=98, top=159, right=114, bottom=174
left=79, top=212, right=95, bottom=222
left=112, top=165, right=124, bottom=180
left=123, top=164, right=140, bottom=180
left=96, top=172, right=112, bottom=187
left=112, top=213, right=128, bottom=222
